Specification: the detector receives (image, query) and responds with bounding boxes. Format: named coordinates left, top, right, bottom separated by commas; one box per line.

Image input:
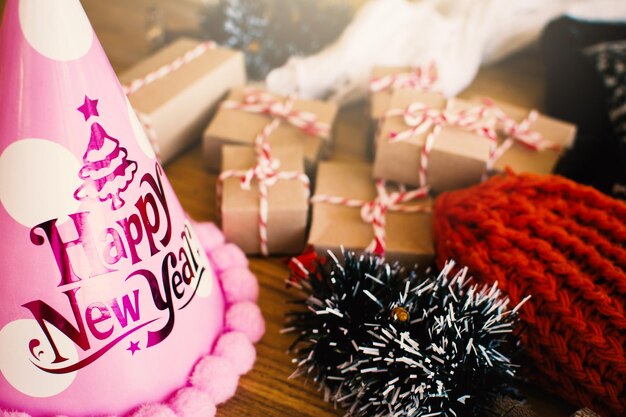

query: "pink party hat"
left=0, top=1, right=226, bottom=415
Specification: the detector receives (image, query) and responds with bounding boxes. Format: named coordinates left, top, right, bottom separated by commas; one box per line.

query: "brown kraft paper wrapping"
left=480, top=98, right=577, bottom=175
left=220, top=145, right=309, bottom=255
left=120, top=37, right=246, bottom=163
left=203, top=87, right=338, bottom=175
left=309, top=161, right=434, bottom=269
left=373, top=89, right=495, bottom=192
left=369, top=66, right=414, bottom=121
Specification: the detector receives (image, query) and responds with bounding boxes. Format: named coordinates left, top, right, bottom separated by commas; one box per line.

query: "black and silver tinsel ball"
left=285, top=250, right=529, bottom=417
left=201, top=0, right=352, bottom=79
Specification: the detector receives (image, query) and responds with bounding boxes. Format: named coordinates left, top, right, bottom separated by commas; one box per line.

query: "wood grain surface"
left=2, top=1, right=579, bottom=415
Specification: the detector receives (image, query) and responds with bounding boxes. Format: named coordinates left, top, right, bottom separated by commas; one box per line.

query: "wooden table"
left=2, top=1, right=578, bottom=415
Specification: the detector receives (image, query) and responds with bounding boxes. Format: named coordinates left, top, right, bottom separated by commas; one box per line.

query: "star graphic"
left=77, top=95, right=99, bottom=121
left=127, top=340, right=141, bottom=356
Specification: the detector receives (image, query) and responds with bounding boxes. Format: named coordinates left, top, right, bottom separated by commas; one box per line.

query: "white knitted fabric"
left=266, top=0, right=626, bottom=104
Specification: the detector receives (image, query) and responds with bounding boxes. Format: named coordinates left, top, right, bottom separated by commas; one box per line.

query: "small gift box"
left=373, top=89, right=496, bottom=192
left=369, top=64, right=439, bottom=121
left=219, top=129, right=310, bottom=256
left=120, top=37, right=246, bottom=163
left=203, top=87, right=338, bottom=176
left=308, top=161, right=434, bottom=268
left=476, top=98, right=578, bottom=175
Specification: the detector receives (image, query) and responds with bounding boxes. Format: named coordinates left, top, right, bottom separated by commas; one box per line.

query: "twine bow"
left=221, top=90, right=331, bottom=139
left=482, top=99, right=562, bottom=170
left=369, top=62, right=439, bottom=93
left=311, top=180, right=429, bottom=255
left=386, top=101, right=496, bottom=144
left=122, top=40, right=218, bottom=160
left=218, top=119, right=310, bottom=257
left=384, top=101, right=498, bottom=187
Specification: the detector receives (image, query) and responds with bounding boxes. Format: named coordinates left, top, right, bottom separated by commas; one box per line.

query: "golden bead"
left=391, top=306, right=409, bottom=323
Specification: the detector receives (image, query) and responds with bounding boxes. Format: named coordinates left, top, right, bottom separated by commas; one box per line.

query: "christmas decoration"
left=285, top=250, right=527, bottom=417
left=74, top=122, right=138, bottom=210
left=200, top=0, right=352, bottom=80
left=0, top=0, right=262, bottom=414
left=434, top=173, right=626, bottom=417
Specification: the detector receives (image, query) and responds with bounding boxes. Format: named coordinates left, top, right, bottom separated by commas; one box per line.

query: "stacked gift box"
left=204, top=87, right=339, bottom=256
left=203, top=87, right=338, bottom=177
left=120, top=37, right=246, bottom=163
left=123, top=39, right=577, bottom=265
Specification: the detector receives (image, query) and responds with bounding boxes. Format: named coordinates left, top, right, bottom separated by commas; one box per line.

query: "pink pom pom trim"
left=213, top=331, right=256, bottom=375
left=2, top=412, right=31, bottom=417
left=209, top=243, right=248, bottom=273
left=130, top=404, right=176, bottom=417
left=169, top=387, right=216, bottom=417
left=189, top=356, right=239, bottom=405
left=225, top=301, right=265, bottom=343
left=189, top=221, right=224, bottom=252
left=220, top=267, right=259, bottom=304
left=1, top=221, right=263, bottom=417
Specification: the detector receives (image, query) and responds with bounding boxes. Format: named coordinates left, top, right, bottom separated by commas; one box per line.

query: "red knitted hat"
left=433, top=173, right=626, bottom=417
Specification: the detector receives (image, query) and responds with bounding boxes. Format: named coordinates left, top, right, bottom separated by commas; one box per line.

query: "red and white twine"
left=215, top=89, right=338, bottom=255
left=384, top=98, right=562, bottom=186
left=122, top=40, right=218, bottom=160
left=482, top=98, right=562, bottom=171
left=385, top=101, right=498, bottom=187
left=311, top=181, right=429, bottom=255
left=220, top=90, right=331, bottom=139
left=217, top=120, right=310, bottom=257
left=369, top=62, right=439, bottom=94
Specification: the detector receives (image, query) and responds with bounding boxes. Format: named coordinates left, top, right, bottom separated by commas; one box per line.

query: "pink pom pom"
left=220, top=267, right=259, bottom=304
left=213, top=331, right=257, bottom=375
left=210, top=243, right=248, bottom=273
left=130, top=404, right=176, bottom=417
left=2, top=412, right=31, bottom=417
left=169, top=387, right=216, bottom=417
left=190, top=356, right=239, bottom=404
left=225, top=302, right=265, bottom=343
left=190, top=221, right=224, bottom=253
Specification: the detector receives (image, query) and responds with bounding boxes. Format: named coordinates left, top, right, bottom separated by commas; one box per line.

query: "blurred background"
left=0, top=0, right=362, bottom=77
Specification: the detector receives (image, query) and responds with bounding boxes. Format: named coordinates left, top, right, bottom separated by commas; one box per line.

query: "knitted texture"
left=433, top=173, right=626, bottom=417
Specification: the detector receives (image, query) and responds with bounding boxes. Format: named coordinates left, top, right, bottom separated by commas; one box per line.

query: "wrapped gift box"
left=369, top=65, right=438, bottom=121
left=203, top=87, right=338, bottom=176
left=308, top=161, right=434, bottom=269
left=120, top=37, right=246, bottom=163
left=477, top=98, right=578, bottom=175
left=367, top=65, right=439, bottom=159
left=220, top=145, right=309, bottom=256
left=373, top=89, right=495, bottom=192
